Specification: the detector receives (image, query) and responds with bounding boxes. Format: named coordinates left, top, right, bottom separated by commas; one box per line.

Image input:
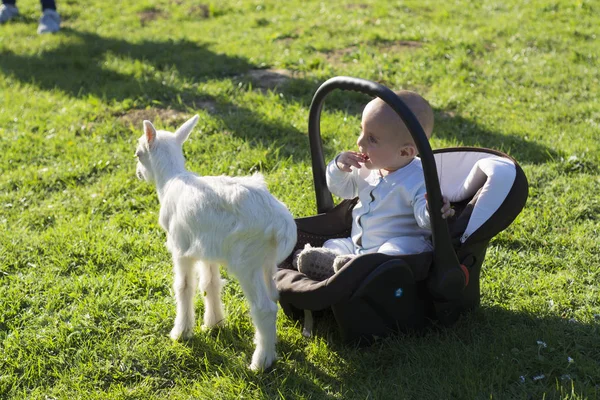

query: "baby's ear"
left=400, top=144, right=417, bottom=158
left=143, top=120, right=157, bottom=147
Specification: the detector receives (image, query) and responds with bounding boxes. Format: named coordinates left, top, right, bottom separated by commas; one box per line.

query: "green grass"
left=1, top=0, right=599, bottom=398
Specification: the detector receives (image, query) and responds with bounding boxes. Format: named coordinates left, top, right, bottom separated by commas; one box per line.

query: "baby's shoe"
left=292, top=244, right=311, bottom=269
left=38, top=8, right=60, bottom=34
left=0, top=4, right=19, bottom=24
left=296, top=246, right=337, bottom=281
left=333, top=254, right=356, bottom=273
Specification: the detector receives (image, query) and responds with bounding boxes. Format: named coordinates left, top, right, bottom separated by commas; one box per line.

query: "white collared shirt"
left=326, top=157, right=431, bottom=253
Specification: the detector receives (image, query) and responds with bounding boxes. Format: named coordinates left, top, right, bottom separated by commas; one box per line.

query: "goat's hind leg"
left=199, top=262, right=225, bottom=330
left=170, top=256, right=198, bottom=340
left=235, top=265, right=278, bottom=371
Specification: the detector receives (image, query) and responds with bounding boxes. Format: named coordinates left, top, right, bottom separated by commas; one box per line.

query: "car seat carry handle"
left=308, top=76, right=466, bottom=300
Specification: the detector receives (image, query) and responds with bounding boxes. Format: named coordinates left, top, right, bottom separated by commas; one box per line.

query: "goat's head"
left=135, top=115, right=199, bottom=185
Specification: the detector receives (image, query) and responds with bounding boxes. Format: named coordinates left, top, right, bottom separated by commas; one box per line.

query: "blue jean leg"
left=2, top=0, right=56, bottom=10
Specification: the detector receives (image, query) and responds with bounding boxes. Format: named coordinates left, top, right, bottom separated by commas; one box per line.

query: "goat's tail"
left=273, top=212, right=298, bottom=266
left=264, top=212, right=297, bottom=302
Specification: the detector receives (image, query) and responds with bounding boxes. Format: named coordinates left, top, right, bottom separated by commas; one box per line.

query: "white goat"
left=135, top=115, right=297, bottom=371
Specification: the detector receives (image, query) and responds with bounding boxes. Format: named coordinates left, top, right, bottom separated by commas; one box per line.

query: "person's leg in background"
left=0, top=0, right=19, bottom=24
left=38, top=0, right=60, bottom=34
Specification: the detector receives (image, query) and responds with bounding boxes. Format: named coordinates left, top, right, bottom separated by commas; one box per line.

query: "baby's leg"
left=323, top=238, right=357, bottom=273
left=323, top=238, right=355, bottom=255
left=378, top=236, right=433, bottom=256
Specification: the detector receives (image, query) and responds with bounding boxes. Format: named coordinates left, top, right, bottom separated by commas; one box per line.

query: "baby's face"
left=356, top=101, right=413, bottom=172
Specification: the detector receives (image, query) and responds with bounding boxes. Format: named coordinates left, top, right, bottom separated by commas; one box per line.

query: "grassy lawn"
left=1, top=0, right=598, bottom=398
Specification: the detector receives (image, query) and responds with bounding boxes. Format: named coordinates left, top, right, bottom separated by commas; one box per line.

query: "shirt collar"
left=380, top=158, right=418, bottom=181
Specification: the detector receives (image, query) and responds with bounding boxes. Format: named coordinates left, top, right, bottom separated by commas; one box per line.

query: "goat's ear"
left=143, top=120, right=157, bottom=147
left=174, top=115, right=199, bottom=145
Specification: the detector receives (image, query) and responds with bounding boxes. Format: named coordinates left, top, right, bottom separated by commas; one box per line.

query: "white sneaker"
left=37, top=8, right=60, bottom=34
left=0, top=4, right=19, bottom=24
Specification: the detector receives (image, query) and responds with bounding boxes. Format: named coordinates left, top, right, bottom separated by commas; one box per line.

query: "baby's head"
left=357, top=90, right=434, bottom=173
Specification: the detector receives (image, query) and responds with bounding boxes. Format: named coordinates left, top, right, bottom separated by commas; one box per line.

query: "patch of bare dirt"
left=191, top=100, right=218, bottom=113
left=117, top=108, right=191, bottom=127
left=245, top=69, right=296, bottom=90
left=438, top=111, right=457, bottom=120
left=138, top=8, right=167, bottom=25
left=381, top=40, right=422, bottom=51
left=189, top=4, right=210, bottom=18
left=273, top=32, right=300, bottom=45
left=275, top=37, right=295, bottom=46
left=345, top=3, right=370, bottom=9
left=323, top=40, right=423, bottom=65
left=322, top=46, right=359, bottom=65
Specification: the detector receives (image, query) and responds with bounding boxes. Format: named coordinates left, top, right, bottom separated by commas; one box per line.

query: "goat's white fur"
left=135, top=115, right=297, bottom=371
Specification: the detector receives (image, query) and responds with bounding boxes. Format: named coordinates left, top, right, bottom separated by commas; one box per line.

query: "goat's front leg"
left=199, top=262, right=225, bottom=330
left=170, top=256, right=198, bottom=340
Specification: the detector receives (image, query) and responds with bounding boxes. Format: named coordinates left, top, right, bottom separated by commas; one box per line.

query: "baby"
left=295, top=90, right=454, bottom=280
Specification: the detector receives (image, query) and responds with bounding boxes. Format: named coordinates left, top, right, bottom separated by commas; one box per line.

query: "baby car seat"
left=275, top=77, right=528, bottom=343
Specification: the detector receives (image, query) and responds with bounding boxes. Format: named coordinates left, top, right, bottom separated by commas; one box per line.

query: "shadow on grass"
left=0, top=28, right=557, bottom=166
left=0, top=28, right=315, bottom=162
left=104, top=322, right=342, bottom=398
left=280, top=306, right=599, bottom=399
left=95, top=306, right=598, bottom=399
left=433, top=111, right=559, bottom=165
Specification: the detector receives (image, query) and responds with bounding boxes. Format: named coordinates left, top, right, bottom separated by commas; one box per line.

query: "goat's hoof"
left=201, top=322, right=224, bottom=332
left=202, top=313, right=225, bottom=331
left=250, top=348, right=276, bottom=372
left=170, top=326, right=194, bottom=340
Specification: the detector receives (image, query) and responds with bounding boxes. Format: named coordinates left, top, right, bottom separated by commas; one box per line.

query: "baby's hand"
left=440, top=196, right=455, bottom=219
left=336, top=151, right=367, bottom=172
left=425, top=193, right=455, bottom=219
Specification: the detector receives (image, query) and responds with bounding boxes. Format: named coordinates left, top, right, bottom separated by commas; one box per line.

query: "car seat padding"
left=276, top=252, right=432, bottom=311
